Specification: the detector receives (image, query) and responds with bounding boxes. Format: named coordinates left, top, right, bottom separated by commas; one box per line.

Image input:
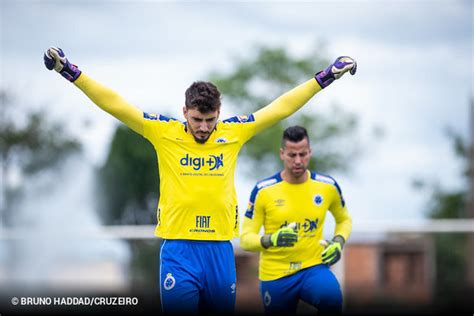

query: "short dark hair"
left=185, top=81, right=221, bottom=113
left=282, top=125, right=310, bottom=147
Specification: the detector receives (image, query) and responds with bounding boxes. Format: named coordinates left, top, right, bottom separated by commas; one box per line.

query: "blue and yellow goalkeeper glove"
left=315, top=56, right=357, bottom=88
left=320, top=235, right=346, bottom=265
left=261, top=223, right=298, bottom=248
left=44, top=47, right=82, bottom=82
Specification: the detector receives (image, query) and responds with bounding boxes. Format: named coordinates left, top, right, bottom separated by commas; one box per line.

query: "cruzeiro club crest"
left=314, top=194, right=323, bottom=205
left=264, top=290, right=271, bottom=306
left=163, top=273, right=176, bottom=290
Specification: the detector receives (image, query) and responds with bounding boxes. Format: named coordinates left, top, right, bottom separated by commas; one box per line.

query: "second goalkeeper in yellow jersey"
left=240, top=126, right=352, bottom=315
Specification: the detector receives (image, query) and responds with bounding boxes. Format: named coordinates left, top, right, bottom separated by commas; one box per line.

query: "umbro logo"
left=274, top=199, right=285, bottom=207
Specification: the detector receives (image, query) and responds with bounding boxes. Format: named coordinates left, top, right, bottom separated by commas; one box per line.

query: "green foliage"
left=209, top=46, right=328, bottom=113
left=209, top=45, right=359, bottom=177
left=97, top=125, right=158, bottom=225
left=0, top=90, right=81, bottom=225
left=432, top=232, right=467, bottom=306
left=421, top=128, right=470, bottom=304
left=128, top=239, right=160, bottom=289
left=428, top=186, right=467, bottom=301
left=0, top=91, right=81, bottom=174
left=422, top=129, right=468, bottom=220
left=428, top=189, right=467, bottom=219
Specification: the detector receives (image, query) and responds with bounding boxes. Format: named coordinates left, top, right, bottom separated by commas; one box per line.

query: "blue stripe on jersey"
left=222, top=114, right=255, bottom=123
left=143, top=112, right=158, bottom=120
left=311, top=171, right=346, bottom=207
left=144, top=112, right=177, bottom=121
left=245, top=172, right=282, bottom=219
left=158, top=114, right=177, bottom=122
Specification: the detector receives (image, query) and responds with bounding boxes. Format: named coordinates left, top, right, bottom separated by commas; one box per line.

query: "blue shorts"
left=159, top=239, right=236, bottom=315
left=260, top=264, right=342, bottom=316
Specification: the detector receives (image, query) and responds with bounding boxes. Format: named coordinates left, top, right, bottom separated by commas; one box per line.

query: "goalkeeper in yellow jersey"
left=241, top=126, right=352, bottom=315
left=44, top=47, right=356, bottom=316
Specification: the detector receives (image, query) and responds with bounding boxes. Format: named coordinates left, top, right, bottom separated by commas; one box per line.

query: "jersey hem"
left=258, top=261, right=325, bottom=281
left=154, top=231, right=233, bottom=241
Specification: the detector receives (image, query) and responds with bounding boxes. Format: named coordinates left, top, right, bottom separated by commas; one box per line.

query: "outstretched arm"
left=253, top=56, right=357, bottom=134
left=44, top=47, right=144, bottom=135
left=74, top=74, right=144, bottom=135
left=253, top=79, right=321, bottom=134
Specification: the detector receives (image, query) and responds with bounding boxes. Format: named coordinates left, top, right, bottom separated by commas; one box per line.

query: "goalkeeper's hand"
left=44, top=47, right=82, bottom=82
left=315, top=56, right=357, bottom=89
left=261, top=223, right=298, bottom=248
left=320, top=235, right=346, bottom=265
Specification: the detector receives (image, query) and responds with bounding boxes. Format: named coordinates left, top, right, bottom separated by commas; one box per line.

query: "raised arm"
left=253, top=56, right=357, bottom=134
left=44, top=47, right=144, bottom=135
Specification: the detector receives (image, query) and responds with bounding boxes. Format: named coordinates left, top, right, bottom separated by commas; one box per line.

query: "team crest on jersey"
left=163, top=273, right=176, bottom=290
left=314, top=194, right=323, bottom=205
left=264, top=291, right=271, bottom=306
left=216, top=137, right=227, bottom=143
left=231, top=283, right=236, bottom=294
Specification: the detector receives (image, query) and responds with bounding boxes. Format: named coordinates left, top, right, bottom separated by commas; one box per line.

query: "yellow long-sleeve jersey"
left=73, top=73, right=322, bottom=240
left=240, top=171, right=352, bottom=281
left=143, top=114, right=256, bottom=240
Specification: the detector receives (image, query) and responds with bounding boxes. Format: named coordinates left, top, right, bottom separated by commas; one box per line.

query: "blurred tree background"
left=97, top=125, right=158, bottom=225
left=210, top=45, right=359, bottom=178
left=97, top=44, right=361, bottom=288
left=417, top=127, right=471, bottom=307
left=0, top=90, right=81, bottom=227
left=96, top=126, right=160, bottom=290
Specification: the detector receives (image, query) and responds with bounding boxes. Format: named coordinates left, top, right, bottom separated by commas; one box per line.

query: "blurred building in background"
left=1, top=221, right=472, bottom=314
left=339, top=234, right=433, bottom=307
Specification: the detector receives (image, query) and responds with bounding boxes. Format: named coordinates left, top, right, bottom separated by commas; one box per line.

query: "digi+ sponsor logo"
left=180, top=153, right=224, bottom=171
left=280, top=218, right=319, bottom=233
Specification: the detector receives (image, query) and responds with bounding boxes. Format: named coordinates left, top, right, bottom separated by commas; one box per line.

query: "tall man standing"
left=44, top=48, right=356, bottom=315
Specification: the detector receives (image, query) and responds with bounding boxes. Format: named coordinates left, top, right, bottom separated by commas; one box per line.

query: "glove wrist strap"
left=315, top=67, right=335, bottom=89
left=261, top=234, right=272, bottom=249
left=332, top=235, right=345, bottom=249
left=60, top=62, right=82, bottom=82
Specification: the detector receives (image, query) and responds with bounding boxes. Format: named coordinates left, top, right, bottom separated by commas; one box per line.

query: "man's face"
left=183, top=107, right=220, bottom=144
left=280, top=138, right=312, bottom=178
